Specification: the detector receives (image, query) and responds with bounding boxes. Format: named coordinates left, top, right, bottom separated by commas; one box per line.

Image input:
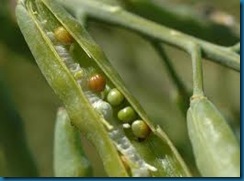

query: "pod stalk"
left=190, top=44, right=204, bottom=98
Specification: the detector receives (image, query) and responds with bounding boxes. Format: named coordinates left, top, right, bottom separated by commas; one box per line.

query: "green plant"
left=0, top=0, right=239, bottom=177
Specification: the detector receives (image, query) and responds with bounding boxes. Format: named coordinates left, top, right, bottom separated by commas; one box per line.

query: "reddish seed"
left=88, top=74, right=106, bottom=92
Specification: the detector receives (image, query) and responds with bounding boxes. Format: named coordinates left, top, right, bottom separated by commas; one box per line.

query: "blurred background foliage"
left=0, top=0, right=240, bottom=176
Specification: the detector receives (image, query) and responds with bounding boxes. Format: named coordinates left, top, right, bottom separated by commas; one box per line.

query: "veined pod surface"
left=16, top=0, right=191, bottom=177
left=187, top=96, right=240, bottom=177
left=54, top=108, right=92, bottom=177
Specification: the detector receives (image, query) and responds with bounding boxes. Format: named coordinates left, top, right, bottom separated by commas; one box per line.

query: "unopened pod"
left=54, top=108, right=92, bottom=177
left=187, top=96, right=240, bottom=177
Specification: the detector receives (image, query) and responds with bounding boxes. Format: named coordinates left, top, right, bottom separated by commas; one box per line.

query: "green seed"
left=187, top=96, right=240, bottom=177
left=107, top=88, right=124, bottom=106
left=131, top=120, right=151, bottom=139
left=117, top=106, right=137, bottom=123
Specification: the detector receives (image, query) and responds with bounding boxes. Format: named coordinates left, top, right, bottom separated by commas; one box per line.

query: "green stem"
left=121, top=0, right=239, bottom=45
left=150, top=41, right=188, bottom=95
left=229, top=42, right=240, bottom=53
left=189, top=44, right=204, bottom=97
left=150, top=41, right=190, bottom=114
left=57, top=0, right=240, bottom=72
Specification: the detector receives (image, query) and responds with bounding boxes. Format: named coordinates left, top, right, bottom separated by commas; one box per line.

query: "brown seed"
left=88, top=74, right=106, bottom=92
left=54, top=26, right=73, bottom=44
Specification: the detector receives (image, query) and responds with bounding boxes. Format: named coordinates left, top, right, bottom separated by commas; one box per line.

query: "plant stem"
left=150, top=41, right=188, bottom=95
left=57, top=0, right=240, bottom=72
left=150, top=41, right=190, bottom=113
left=189, top=44, right=204, bottom=97
left=121, top=0, right=239, bottom=45
left=150, top=41, right=191, bottom=114
left=229, top=42, right=240, bottom=53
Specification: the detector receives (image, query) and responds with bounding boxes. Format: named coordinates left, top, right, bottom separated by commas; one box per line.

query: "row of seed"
left=105, top=88, right=151, bottom=139
left=54, top=26, right=151, bottom=140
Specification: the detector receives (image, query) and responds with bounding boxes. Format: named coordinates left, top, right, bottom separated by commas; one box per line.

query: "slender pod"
left=187, top=96, right=240, bottom=177
left=54, top=108, right=92, bottom=177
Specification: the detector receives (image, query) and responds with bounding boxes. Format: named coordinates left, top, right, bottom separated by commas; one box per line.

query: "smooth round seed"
left=131, top=120, right=151, bottom=139
left=88, top=74, right=106, bottom=92
left=117, top=106, right=137, bottom=123
left=107, top=88, right=124, bottom=106
left=54, top=26, right=73, bottom=44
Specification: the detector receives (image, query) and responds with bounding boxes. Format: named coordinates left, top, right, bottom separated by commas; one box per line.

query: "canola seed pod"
left=187, top=96, right=240, bottom=177
left=54, top=108, right=92, bottom=177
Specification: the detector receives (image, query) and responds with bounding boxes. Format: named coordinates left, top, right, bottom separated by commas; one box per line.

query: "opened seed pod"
left=16, top=0, right=192, bottom=177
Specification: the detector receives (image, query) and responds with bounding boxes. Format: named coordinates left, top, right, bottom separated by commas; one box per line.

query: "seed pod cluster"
left=187, top=96, right=240, bottom=177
